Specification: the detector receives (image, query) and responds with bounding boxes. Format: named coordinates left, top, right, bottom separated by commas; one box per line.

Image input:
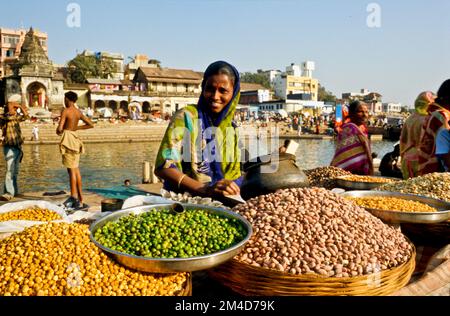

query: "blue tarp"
left=88, top=185, right=150, bottom=200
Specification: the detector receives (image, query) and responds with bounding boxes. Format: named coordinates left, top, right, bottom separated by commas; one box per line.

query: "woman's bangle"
left=178, top=174, right=187, bottom=189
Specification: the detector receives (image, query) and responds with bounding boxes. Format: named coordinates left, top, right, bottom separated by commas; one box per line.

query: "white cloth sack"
left=0, top=200, right=72, bottom=234
left=122, top=195, right=173, bottom=210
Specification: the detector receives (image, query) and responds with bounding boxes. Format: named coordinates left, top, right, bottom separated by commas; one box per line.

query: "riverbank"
left=19, top=121, right=386, bottom=145
left=21, top=121, right=168, bottom=144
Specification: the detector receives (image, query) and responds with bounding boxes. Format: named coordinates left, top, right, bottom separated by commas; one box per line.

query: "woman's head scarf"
left=414, top=91, right=436, bottom=115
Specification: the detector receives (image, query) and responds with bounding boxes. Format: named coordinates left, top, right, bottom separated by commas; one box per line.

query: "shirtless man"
left=57, top=91, right=94, bottom=209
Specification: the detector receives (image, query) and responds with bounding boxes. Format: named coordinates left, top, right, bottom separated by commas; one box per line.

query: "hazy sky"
left=3, top=0, right=450, bottom=105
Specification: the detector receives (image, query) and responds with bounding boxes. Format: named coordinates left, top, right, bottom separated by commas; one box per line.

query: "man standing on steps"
left=0, top=94, right=29, bottom=201
left=57, top=91, right=94, bottom=209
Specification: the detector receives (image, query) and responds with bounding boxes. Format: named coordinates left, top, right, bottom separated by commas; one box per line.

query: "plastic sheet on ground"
left=88, top=185, right=150, bottom=200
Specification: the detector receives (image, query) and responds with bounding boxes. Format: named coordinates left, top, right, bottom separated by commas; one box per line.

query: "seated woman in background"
left=379, top=144, right=403, bottom=178
left=331, top=100, right=373, bottom=175
left=400, top=91, right=436, bottom=179
left=154, top=61, right=242, bottom=199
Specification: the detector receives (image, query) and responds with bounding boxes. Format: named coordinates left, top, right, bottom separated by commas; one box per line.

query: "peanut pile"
left=348, top=197, right=437, bottom=213
left=338, top=175, right=398, bottom=183
left=233, top=188, right=413, bottom=277
left=377, top=172, right=450, bottom=202
left=0, top=208, right=62, bottom=222
left=304, top=167, right=352, bottom=189
left=0, top=223, right=188, bottom=296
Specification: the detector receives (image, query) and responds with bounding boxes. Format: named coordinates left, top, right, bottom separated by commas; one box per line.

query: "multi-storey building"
left=269, top=62, right=319, bottom=101
left=124, top=54, right=156, bottom=80
left=0, top=27, right=48, bottom=78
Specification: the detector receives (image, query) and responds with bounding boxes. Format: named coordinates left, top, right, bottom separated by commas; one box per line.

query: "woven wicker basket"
left=209, top=246, right=416, bottom=296
left=177, top=273, right=193, bottom=296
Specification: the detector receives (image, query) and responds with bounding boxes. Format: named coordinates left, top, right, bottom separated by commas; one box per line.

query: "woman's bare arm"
left=155, top=168, right=207, bottom=196
left=155, top=168, right=240, bottom=197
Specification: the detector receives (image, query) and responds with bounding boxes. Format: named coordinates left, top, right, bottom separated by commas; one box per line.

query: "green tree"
left=318, top=84, right=337, bottom=102
left=67, top=54, right=117, bottom=83
left=240, top=71, right=271, bottom=89
left=148, top=59, right=162, bottom=68
left=401, top=106, right=412, bottom=113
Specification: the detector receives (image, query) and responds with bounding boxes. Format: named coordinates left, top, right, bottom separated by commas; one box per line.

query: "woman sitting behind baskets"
left=155, top=61, right=242, bottom=199
left=330, top=100, right=373, bottom=175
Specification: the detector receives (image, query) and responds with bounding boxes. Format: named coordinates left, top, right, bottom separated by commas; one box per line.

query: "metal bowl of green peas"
left=89, top=203, right=253, bottom=273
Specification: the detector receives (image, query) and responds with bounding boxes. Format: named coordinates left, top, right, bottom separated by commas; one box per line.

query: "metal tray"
left=339, top=190, right=450, bottom=224
left=89, top=203, right=252, bottom=273
left=336, top=176, right=399, bottom=190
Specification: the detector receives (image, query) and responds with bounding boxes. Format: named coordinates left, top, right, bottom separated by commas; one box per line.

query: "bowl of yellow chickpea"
left=340, top=190, right=450, bottom=224
left=335, top=175, right=400, bottom=190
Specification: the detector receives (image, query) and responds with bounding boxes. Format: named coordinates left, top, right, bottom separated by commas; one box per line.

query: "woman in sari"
left=331, top=100, right=373, bottom=175
left=155, top=61, right=242, bottom=198
left=418, top=79, right=450, bottom=175
left=400, top=91, right=436, bottom=179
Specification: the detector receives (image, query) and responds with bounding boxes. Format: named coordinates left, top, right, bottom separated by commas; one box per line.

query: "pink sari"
left=331, top=122, right=373, bottom=175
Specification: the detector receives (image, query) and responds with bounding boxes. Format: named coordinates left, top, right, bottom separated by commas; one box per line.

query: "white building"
left=266, top=62, right=319, bottom=101
left=262, top=69, right=282, bottom=87
left=383, top=102, right=402, bottom=113
left=255, top=99, right=325, bottom=113
left=240, top=83, right=271, bottom=104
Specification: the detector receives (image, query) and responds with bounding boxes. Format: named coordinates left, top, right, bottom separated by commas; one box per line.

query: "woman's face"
left=351, top=104, right=369, bottom=125
left=202, top=74, right=234, bottom=114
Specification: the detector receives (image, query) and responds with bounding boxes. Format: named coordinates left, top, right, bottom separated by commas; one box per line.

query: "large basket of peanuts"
left=0, top=222, right=191, bottom=296
left=209, top=188, right=416, bottom=296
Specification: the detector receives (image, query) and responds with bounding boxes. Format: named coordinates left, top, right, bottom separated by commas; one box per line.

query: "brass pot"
left=240, top=153, right=309, bottom=201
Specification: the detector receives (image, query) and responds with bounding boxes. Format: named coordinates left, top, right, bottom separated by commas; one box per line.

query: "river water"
left=0, top=139, right=396, bottom=194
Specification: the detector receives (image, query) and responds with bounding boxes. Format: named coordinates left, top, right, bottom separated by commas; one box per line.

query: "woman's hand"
left=206, top=179, right=240, bottom=197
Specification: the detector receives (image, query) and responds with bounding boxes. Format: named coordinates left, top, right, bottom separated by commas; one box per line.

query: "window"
left=3, top=36, right=20, bottom=45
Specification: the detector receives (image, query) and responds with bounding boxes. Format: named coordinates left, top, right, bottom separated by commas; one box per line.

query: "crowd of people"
left=330, top=79, right=450, bottom=179
left=1, top=58, right=449, bottom=204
